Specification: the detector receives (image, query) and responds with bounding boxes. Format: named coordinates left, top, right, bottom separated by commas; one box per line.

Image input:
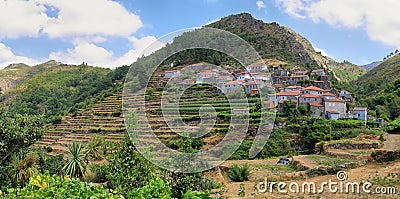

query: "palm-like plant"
left=63, top=141, right=87, bottom=178
left=11, top=154, right=38, bottom=187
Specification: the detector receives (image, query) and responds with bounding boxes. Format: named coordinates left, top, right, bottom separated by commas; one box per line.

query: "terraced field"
left=36, top=93, right=126, bottom=154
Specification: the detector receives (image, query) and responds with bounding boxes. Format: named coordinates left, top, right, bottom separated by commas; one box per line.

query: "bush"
left=227, top=164, right=250, bottom=182
left=4, top=173, right=123, bottom=198
left=129, top=177, right=172, bottom=199
left=182, top=190, right=212, bottom=199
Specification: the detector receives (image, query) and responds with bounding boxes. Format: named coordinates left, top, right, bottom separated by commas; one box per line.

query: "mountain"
left=0, top=60, right=65, bottom=93
left=353, top=55, right=400, bottom=120
left=1, top=61, right=126, bottom=122
left=206, top=13, right=365, bottom=82
left=361, top=61, right=382, bottom=70
left=355, top=54, right=400, bottom=96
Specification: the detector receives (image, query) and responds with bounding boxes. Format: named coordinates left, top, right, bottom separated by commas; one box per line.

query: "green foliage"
left=106, top=135, right=156, bottom=194
left=182, top=190, right=212, bottom=199
left=227, top=164, right=250, bottom=182
left=87, top=163, right=109, bottom=183
left=130, top=177, right=172, bottom=199
left=38, top=154, right=64, bottom=176
left=4, top=173, right=123, bottom=199
left=7, top=64, right=114, bottom=121
left=387, top=117, right=400, bottom=133
left=282, top=100, right=299, bottom=118
left=162, top=171, right=215, bottom=199
left=63, top=141, right=86, bottom=179
left=0, top=109, right=45, bottom=165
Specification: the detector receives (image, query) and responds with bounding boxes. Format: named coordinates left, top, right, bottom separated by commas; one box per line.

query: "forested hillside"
left=353, top=54, right=400, bottom=120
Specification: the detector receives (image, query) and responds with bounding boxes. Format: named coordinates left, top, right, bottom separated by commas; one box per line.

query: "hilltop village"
left=165, top=63, right=368, bottom=120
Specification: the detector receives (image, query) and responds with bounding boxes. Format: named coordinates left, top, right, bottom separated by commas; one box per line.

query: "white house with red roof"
left=311, top=69, right=325, bottom=76
left=302, top=86, right=324, bottom=95
left=299, top=94, right=323, bottom=105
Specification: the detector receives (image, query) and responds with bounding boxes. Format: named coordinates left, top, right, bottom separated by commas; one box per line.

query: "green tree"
left=283, top=101, right=299, bottom=118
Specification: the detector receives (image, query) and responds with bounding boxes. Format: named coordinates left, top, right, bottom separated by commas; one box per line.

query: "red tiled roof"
left=303, top=86, right=324, bottom=91
left=354, top=107, right=367, bottom=111
left=301, top=94, right=322, bottom=98
left=326, top=110, right=339, bottom=114
left=312, top=69, right=324, bottom=73
left=325, top=98, right=346, bottom=103
left=322, top=92, right=336, bottom=96
left=165, top=70, right=178, bottom=73
left=286, top=86, right=303, bottom=89
left=276, top=90, right=301, bottom=96
left=309, top=103, right=324, bottom=107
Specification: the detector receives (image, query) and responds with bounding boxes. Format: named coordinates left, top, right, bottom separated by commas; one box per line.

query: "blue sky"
left=0, top=0, right=398, bottom=68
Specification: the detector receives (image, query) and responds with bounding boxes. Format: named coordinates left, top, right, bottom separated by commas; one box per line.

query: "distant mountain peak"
left=4, top=63, right=30, bottom=70
left=361, top=61, right=381, bottom=71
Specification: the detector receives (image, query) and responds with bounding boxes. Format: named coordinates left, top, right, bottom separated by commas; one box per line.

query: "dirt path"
left=382, top=134, right=400, bottom=151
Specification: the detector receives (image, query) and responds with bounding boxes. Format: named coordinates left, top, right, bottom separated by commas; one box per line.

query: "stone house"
left=353, top=107, right=368, bottom=120
left=309, top=103, right=325, bottom=118
left=324, top=98, right=347, bottom=118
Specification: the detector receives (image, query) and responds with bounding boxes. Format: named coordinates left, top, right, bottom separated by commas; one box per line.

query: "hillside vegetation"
left=353, top=55, right=400, bottom=120
left=2, top=63, right=126, bottom=123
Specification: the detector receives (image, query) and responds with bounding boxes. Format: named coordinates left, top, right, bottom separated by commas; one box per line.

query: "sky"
left=0, top=0, right=399, bottom=69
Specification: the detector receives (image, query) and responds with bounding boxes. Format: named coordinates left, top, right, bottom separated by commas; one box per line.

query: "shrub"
left=4, top=173, right=123, bottom=198
left=227, top=164, right=250, bottom=182
left=182, top=190, right=212, bottom=199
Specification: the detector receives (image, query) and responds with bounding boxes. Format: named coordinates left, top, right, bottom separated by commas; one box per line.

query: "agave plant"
left=63, top=140, right=87, bottom=178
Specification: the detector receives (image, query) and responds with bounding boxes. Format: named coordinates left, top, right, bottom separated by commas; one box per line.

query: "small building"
left=237, top=72, right=251, bottom=81
left=274, top=69, right=290, bottom=77
left=324, top=98, right=347, bottom=118
left=299, top=94, right=323, bottom=105
left=309, top=103, right=324, bottom=118
left=284, top=86, right=303, bottom=92
left=246, top=64, right=267, bottom=73
left=293, top=70, right=308, bottom=76
left=287, top=75, right=309, bottom=85
left=353, top=107, right=368, bottom=120
left=339, top=90, right=353, bottom=102
left=165, top=70, right=180, bottom=78
left=311, top=69, right=325, bottom=76
left=245, top=81, right=261, bottom=93
left=218, top=80, right=244, bottom=94
left=321, top=92, right=336, bottom=100
left=326, top=110, right=340, bottom=120
left=302, top=86, right=324, bottom=95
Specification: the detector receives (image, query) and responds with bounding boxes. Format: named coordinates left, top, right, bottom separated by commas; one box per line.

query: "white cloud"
left=38, top=0, right=142, bottom=38
left=256, top=1, right=266, bottom=10
left=275, top=0, right=400, bottom=48
left=50, top=36, right=165, bottom=68
left=0, top=43, right=39, bottom=68
left=0, top=0, right=142, bottom=39
left=0, top=1, right=49, bottom=38
left=275, top=0, right=306, bottom=19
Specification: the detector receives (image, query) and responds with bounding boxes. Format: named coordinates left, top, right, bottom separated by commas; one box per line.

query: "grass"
left=305, top=155, right=355, bottom=167
left=253, top=164, right=298, bottom=175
